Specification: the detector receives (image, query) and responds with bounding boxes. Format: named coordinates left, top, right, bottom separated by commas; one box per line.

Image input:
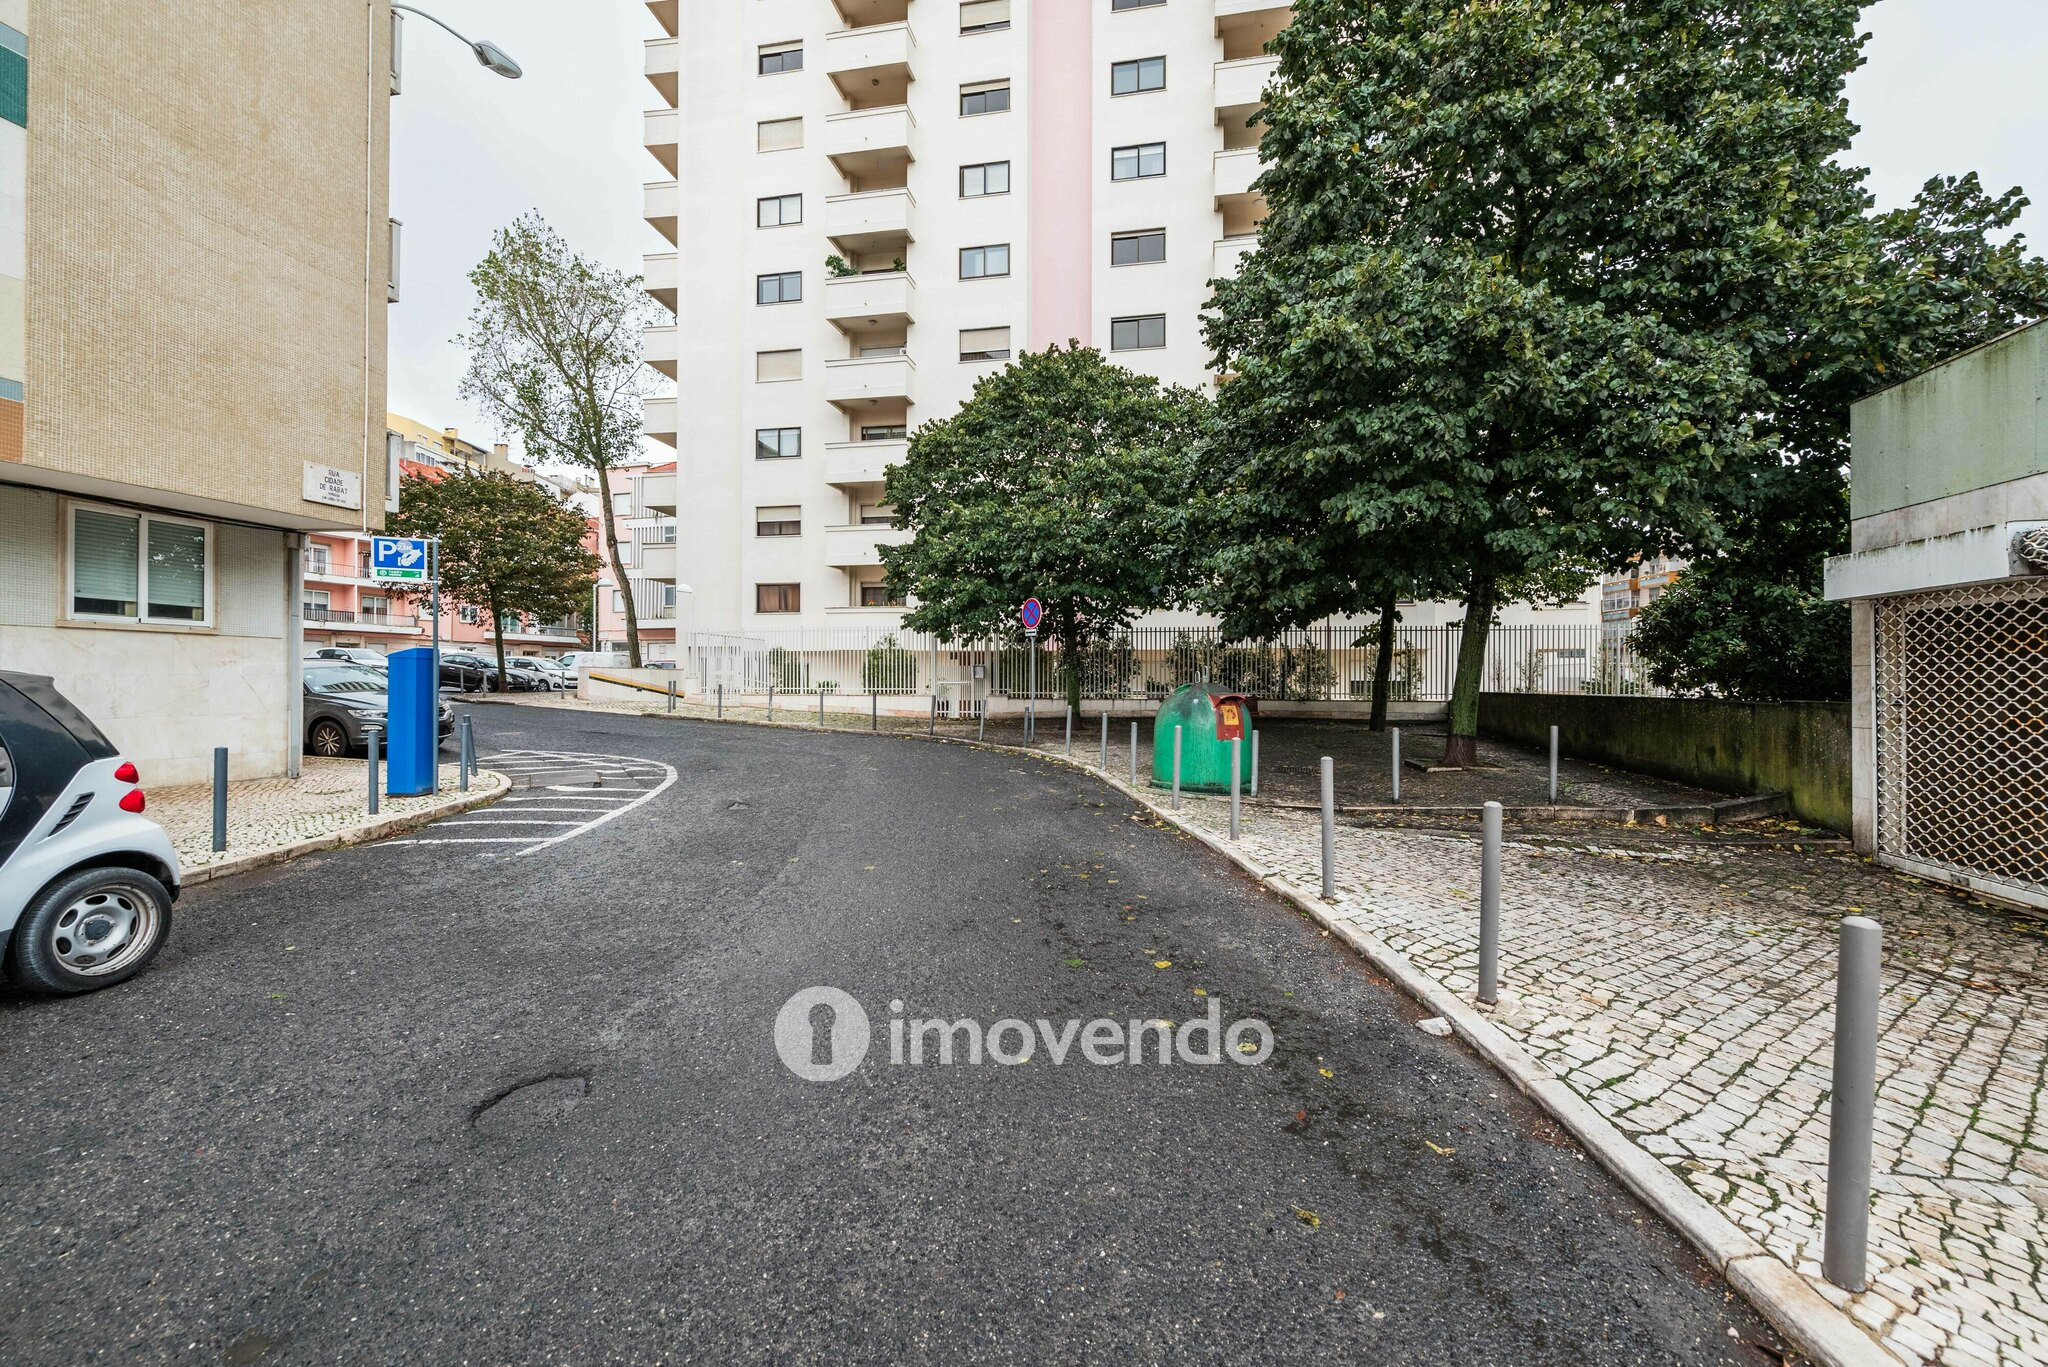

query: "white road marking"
left=398, top=747, right=680, bottom=857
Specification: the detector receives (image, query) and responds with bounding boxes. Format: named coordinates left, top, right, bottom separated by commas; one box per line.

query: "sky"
left=386, top=1, right=2048, bottom=464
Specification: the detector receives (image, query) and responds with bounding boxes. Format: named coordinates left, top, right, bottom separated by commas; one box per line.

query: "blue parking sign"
left=369, top=537, right=431, bottom=583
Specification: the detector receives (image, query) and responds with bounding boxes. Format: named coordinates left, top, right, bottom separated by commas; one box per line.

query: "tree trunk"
left=1369, top=591, right=1398, bottom=732
left=1062, top=609, right=1082, bottom=717
left=596, top=459, right=642, bottom=667
left=1442, top=575, right=1497, bottom=768
left=489, top=597, right=510, bottom=694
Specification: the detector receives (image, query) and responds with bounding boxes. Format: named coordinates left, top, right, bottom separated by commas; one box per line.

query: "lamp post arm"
left=391, top=3, right=478, bottom=49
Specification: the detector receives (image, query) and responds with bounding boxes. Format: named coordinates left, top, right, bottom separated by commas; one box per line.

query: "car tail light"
left=119, top=789, right=147, bottom=813
left=114, top=761, right=139, bottom=783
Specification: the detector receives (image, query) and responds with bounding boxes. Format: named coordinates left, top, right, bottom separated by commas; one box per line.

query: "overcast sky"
left=386, top=1, right=2048, bottom=463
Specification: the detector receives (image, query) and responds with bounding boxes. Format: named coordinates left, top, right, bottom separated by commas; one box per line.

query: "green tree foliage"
left=1634, top=573, right=1849, bottom=702
left=1202, top=0, right=2048, bottom=757
left=458, top=213, right=664, bottom=665
left=881, top=345, right=1210, bottom=713
left=387, top=471, right=599, bottom=690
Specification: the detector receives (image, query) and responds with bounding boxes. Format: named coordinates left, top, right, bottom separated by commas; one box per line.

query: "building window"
left=1110, top=314, right=1166, bottom=351
left=362, top=594, right=390, bottom=621
left=758, top=42, right=803, bottom=75
left=757, top=583, right=802, bottom=614
left=462, top=604, right=482, bottom=624
left=861, top=423, right=908, bottom=441
left=757, top=270, right=803, bottom=305
left=1111, top=229, right=1166, bottom=265
left=303, top=589, right=332, bottom=618
left=1111, top=142, right=1166, bottom=181
left=860, top=582, right=906, bottom=608
left=69, top=504, right=212, bottom=626
left=757, top=349, right=802, bottom=382
left=757, top=116, right=803, bottom=152
left=1110, top=56, right=1166, bottom=95
left=960, top=326, right=1012, bottom=362
left=1111, top=0, right=1166, bottom=9
left=756, top=505, right=803, bottom=537
left=757, top=193, right=802, bottom=228
left=859, top=501, right=895, bottom=526
left=959, top=0, right=1010, bottom=33
left=960, top=81, right=1011, bottom=116
left=756, top=427, right=802, bottom=459
left=959, top=160, right=1011, bottom=198
left=612, top=592, right=626, bottom=613
left=959, top=244, right=1011, bottom=279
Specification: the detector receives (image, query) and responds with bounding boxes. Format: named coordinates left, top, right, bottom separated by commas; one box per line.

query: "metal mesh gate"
left=1875, top=578, right=2048, bottom=902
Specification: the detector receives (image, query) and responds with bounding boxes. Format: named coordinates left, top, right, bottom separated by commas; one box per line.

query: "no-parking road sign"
left=1020, top=598, right=1043, bottom=633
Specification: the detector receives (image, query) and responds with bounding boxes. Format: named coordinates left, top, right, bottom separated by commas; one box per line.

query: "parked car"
left=302, top=661, right=456, bottom=758
left=441, top=651, right=545, bottom=692
left=505, top=657, right=567, bottom=691
left=558, top=651, right=628, bottom=672
left=310, top=646, right=387, bottom=669
left=1, top=670, right=181, bottom=994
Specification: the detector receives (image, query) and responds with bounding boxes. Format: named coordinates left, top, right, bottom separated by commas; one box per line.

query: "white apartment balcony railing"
left=824, top=270, right=916, bottom=330
left=824, top=21, right=914, bottom=88
left=638, top=542, right=678, bottom=583
left=824, top=438, right=907, bottom=487
left=1213, top=235, right=1257, bottom=281
left=1214, top=147, right=1261, bottom=200
left=643, top=395, right=678, bottom=447
left=825, top=354, right=916, bottom=409
left=643, top=323, right=678, bottom=379
left=1213, top=54, right=1279, bottom=113
left=644, top=36, right=678, bottom=103
left=824, top=104, right=916, bottom=169
left=644, top=180, right=679, bottom=245
left=643, top=251, right=677, bottom=313
left=823, top=186, right=915, bottom=254
left=824, top=523, right=910, bottom=568
left=643, top=106, right=679, bottom=176
left=636, top=470, right=677, bottom=515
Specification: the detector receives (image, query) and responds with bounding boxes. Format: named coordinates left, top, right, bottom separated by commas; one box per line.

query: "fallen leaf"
left=1318, top=1068, right=1334, bottom=1079
left=1425, top=1140, right=1455, bottom=1156
left=1192, top=987, right=1208, bottom=997
left=1064, top=957, right=1086, bottom=968
left=1153, top=960, right=1173, bottom=969
left=1292, top=1206, right=1321, bottom=1228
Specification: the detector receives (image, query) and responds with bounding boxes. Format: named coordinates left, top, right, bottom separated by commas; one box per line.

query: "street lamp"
left=392, top=3, right=523, bottom=78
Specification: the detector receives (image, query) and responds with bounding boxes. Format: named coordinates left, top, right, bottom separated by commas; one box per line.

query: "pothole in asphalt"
left=471, top=1073, right=590, bottom=1139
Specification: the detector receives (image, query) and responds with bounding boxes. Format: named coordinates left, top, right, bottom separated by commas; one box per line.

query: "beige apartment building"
left=0, top=2, right=397, bottom=783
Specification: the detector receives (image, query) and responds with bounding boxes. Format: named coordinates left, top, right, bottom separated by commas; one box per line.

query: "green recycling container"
left=1151, top=685, right=1254, bottom=793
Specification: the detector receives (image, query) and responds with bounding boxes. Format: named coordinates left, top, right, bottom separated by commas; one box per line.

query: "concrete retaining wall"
left=1480, top=693, right=1853, bottom=833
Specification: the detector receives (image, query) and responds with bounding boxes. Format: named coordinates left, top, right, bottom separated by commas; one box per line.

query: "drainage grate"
left=1875, top=577, right=2048, bottom=901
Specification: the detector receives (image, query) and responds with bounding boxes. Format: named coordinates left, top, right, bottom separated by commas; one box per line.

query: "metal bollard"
left=767, top=685, right=774, bottom=721
left=1100, top=713, right=1109, bottom=770
left=929, top=693, right=936, bottom=735
left=211, top=747, right=228, bottom=853
left=1171, top=726, right=1183, bottom=809
left=1064, top=706, right=1072, bottom=758
left=1230, top=737, right=1242, bottom=841
left=458, top=716, right=473, bottom=792
left=874, top=692, right=880, bottom=733
left=1391, top=726, right=1402, bottom=803
left=977, top=700, right=985, bottom=742
left=365, top=724, right=382, bottom=816
left=1477, top=800, right=1502, bottom=1004
left=668, top=678, right=677, bottom=714
left=819, top=689, right=826, bottom=726
left=1319, top=756, right=1336, bottom=899
left=1250, top=729, right=1259, bottom=797
left=1824, top=916, right=1884, bottom=1291
left=717, top=684, right=724, bottom=719
left=1549, top=725, right=1559, bottom=804
left=464, top=714, right=479, bottom=777
left=1129, top=721, right=1138, bottom=787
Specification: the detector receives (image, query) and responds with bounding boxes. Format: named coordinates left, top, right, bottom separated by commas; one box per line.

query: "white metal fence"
left=676, top=622, right=1665, bottom=704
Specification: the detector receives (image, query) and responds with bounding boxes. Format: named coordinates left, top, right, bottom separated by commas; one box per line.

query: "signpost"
left=371, top=536, right=441, bottom=791
left=1020, top=598, right=1042, bottom=744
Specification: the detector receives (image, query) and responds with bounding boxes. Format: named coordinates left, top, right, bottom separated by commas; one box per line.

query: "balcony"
left=824, top=22, right=915, bottom=104
left=302, top=607, right=421, bottom=633
left=643, top=323, right=677, bottom=379
left=824, top=271, right=915, bottom=331
left=823, top=105, right=915, bottom=182
left=825, top=438, right=907, bottom=487
left=646, top=1, right=677, bottom=38
left=636, top=470, right=677, bottom=514
left=823, top=186, right=915, bottom=254
left=1213, top=235, right=1257, bottom=281
left=644, top=180, right=678, bottom=245
left=644, top=35, right=678, bottom=103
left=1215, top=0, right=1290, bottom=21
left=825, top=354, right=916, bottom=409
left=1215, top=147, right=1263, bottom=201
left=638, top=542, right=678, bottom=583
left=644, top=251, right=676, bottom=313
left=643, top=106, right=678, bottom=176
left=824, top=523, right=910, bottom=569
left=1213, top=54, right=1279, bottom=114
left=643, top=395, right=677, bottom=447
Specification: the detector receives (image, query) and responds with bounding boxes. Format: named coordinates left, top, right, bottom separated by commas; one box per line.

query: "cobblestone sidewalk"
left=149, top=759, right=504, bottom=877
left=1163, top=793, right=2047, bottom=1366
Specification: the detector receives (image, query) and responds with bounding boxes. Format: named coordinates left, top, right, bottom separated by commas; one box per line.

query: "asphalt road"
left=1, top=705, right=1786, bottom=1365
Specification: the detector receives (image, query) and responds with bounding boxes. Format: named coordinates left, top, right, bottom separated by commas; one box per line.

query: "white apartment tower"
left=638, top=0, right=1286, bottom=633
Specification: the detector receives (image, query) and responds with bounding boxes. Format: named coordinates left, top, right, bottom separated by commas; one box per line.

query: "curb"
left=175, top=771, right=511, bottom=888
left=1257, top=792, right=1793, bottom=826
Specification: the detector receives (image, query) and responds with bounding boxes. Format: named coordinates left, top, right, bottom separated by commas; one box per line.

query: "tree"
left=1205, top=0, right=2048, bottom=764
left=387, top=471, right=599, bottom=691
left=880, top=345, right=1210, bottom=714
left=458, top=213, right=664, bottom=666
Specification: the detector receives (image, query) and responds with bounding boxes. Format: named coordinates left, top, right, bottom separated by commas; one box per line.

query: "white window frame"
left=64, top=500, right=216, bottom=629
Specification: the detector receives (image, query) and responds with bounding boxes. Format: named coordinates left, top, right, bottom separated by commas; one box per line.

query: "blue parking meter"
left=385, top=647, right=436, bottom=797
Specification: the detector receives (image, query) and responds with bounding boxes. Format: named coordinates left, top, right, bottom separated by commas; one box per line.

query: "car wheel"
left=307, top=718, right=350, bottom=757
left=7, top=867, right=173, bottom=994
